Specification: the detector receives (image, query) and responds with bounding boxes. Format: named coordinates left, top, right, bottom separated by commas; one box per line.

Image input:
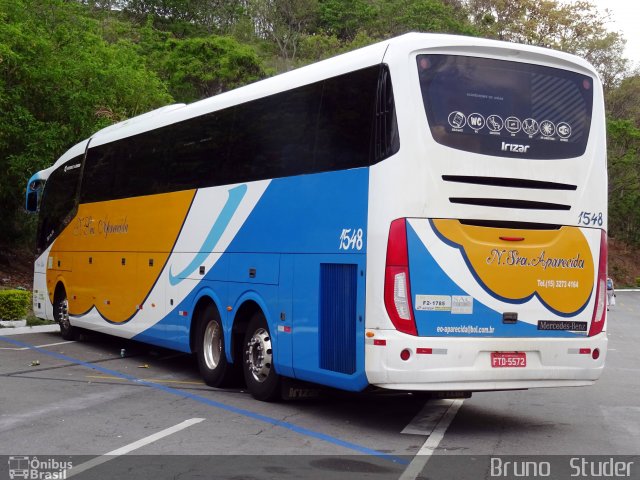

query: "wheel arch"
left=188, top=287, right=225, bottom=354
left=52, top=277, right=68, bottom=304
left=229, top=292, right=272, bottom=366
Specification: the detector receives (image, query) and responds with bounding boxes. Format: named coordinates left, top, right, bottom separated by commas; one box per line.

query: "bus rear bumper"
left=365, top=331, right=607, bottom=391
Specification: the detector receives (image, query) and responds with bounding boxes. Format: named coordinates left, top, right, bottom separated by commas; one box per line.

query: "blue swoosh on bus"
left=169, top=184, right=247, bottom=286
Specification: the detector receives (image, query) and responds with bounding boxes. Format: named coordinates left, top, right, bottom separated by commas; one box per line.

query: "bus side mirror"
left=26, top=191, right=39, bottom=213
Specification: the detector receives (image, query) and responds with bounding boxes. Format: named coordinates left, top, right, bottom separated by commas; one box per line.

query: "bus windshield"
left=417, top=54, right=594, bottom=160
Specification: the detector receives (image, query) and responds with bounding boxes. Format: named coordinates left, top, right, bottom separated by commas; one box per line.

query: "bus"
left=26, top=33, right=608, bottom=401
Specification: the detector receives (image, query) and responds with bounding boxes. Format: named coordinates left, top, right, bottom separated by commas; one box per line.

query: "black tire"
left=196, top=303, right=240, bottom=388
left=243, top=311, right=281, bottom=401
left=54, top=289, right=76, bottom=341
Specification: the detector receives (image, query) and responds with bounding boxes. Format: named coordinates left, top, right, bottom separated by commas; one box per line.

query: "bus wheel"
left=196, top=303, right=239, bottom=388
left=243, top=312, right=280, bottom=401
left=54, top=290, right=76, bottom=341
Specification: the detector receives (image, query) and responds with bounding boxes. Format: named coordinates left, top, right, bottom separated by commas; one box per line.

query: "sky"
left=587, top=0, right=640, bottom=70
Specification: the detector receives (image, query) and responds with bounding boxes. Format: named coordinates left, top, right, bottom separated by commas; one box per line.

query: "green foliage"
left=607, top=75, right=640, bottom=128
left=0, top=0, right=172, bottom=248
left=297, top=31, right=376, bottom=63
left=316, top=0, right=377, bottom=41
left=250, top=0, right=319, bottom=69
left=298, top=33, right=342, bottom=62
left=123, top=0, right=247, bottom=37
left=0, top=290, right=31, bottom=321
left=315, top=0, right=476, bottom=42
left=369, top=0, right=477, bottom=38
left=27, top=313, right=55, bottom=326
left=607, top=119, right=640, bottom=245
left=160, top=36, right=266, bottom=102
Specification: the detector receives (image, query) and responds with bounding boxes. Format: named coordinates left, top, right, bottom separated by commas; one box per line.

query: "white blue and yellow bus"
left=26, top=33, right=608, bottom=401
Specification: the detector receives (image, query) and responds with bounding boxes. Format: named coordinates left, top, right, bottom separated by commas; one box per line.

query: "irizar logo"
left=501, top=142, right=530, bottom=153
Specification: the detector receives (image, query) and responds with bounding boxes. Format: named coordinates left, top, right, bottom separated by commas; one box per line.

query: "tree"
left=316, top=0, right=376, bottom=41
left=465, top=0, right=628, bottom=91
left=606, top=77, right=640, bottom=246
left=123, top=0, right=247, bottom=36
left=160, top=36, right=267, bottom=101
left=297, top=0, right=477, bottom=68
left=607, top=119, right=640, bottom=244
left=0, top=0, right=171, bottom=247
left=606, top=75, right=640, bottom=128
left=250, top=0, right=318, bottom=70
left=370, top=0, right=476, bottom=38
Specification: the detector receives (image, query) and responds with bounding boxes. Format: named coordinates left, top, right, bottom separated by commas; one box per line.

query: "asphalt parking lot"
left=1, top=292, right=639, bottom=480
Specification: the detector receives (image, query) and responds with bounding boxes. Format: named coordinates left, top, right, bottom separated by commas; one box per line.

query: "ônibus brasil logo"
left=7, top=456, right=73, bottom=480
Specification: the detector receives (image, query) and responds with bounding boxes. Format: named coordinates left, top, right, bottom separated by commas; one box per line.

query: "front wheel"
left=243, top=312, right=281, bottom=401
left=196, top=303, right=240, bottom=388
left=54, top=290, right=76, bottom=340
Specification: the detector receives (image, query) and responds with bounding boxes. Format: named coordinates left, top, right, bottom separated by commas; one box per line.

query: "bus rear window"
left=417, top=54, right=593, bottom=159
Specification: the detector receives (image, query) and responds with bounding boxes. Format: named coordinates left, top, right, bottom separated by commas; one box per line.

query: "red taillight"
left=588, top=230, right=607, bottom=337
left=384, top=219, right=418, bottom=336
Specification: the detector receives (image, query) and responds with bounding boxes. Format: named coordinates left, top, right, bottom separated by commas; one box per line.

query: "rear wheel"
left=243, top=312, right=281, bottom=401
left=54, top=289, right=76, bottom=341
left=196, top=303, right=240, bottom=388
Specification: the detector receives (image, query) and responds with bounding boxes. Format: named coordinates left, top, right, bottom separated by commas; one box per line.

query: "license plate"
left=491, top=352, right=526, bottom=368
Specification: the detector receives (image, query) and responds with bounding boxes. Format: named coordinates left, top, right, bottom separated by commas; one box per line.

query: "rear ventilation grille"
left=460, top=219, right=561, bottom=230
left=319, top=263, right=357, bottom=375
left=442, top=175, right=577, bottom=191
left=449, top=198, right=571, bottom=210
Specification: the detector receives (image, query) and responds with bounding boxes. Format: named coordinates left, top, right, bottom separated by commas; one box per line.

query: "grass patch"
left=27, top=311, right=55, bottom=327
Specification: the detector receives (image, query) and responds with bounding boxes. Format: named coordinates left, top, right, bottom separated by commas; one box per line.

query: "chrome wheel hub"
left=58, top=298, right=70, bottom=329
left=203, top=320, right=222, bottom=370
left=245, top=328, right=272, bottom=383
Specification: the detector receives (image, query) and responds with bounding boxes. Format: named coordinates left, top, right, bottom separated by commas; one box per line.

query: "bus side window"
left=165, top=108, right=234, bottom=192
left=81, top=146, right=116, bottom=203
left=315, top=66, right=379, bottom=172
left=229, top=82, right=321, bottom=182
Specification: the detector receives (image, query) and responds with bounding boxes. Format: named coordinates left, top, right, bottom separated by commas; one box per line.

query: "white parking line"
left=401, top=400, right=453, bottom=436
left=0, top=340, right=76, bottom=351
left=399, top=399, right=464, bottom=480
left=65, top=418, right=205, bottom=478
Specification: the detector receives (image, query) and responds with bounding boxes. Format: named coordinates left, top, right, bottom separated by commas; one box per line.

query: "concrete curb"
left=0, top=324, right=59, bottom=336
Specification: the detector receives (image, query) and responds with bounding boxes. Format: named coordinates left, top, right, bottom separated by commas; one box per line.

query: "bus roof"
left=67, top=32, right=601, bottom=151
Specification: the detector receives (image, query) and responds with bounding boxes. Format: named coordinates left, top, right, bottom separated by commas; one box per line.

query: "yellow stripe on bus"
left=46, top=190, right=196, bottom=323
